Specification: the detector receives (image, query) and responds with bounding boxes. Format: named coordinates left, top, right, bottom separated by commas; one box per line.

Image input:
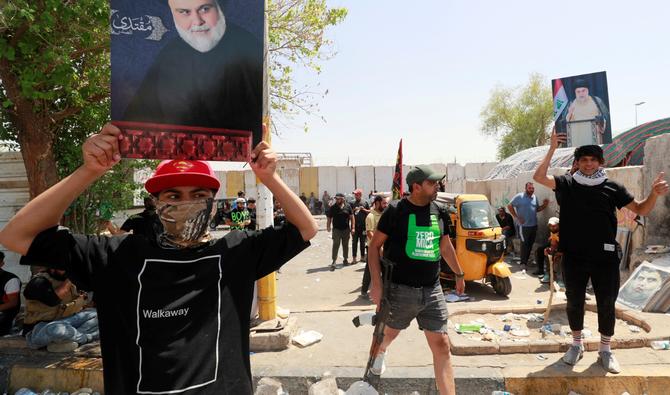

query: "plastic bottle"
left=650, top=340, right=670, bottom=350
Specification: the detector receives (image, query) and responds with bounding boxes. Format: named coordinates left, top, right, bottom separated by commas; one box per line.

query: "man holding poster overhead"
left=118, top=0, right=263, bottom=148
left=0, top=124, right=317, bottom=394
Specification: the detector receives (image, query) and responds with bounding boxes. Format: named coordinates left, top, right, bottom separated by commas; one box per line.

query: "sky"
left=268, top=0, right=670, bottom=167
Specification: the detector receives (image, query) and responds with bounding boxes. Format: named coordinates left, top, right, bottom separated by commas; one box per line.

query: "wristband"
left=455, top=272, right=465, bottom=279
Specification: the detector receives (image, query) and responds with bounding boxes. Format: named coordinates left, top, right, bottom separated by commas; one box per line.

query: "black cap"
left=574, top=78, right=589, bottom=89
left=335, top=193, right=345, bottom=198
left=373, top=195, right=384, bottom=203
left=406, top=165, right=444, bottom=187
left=574, top=145, right=604, bottom=162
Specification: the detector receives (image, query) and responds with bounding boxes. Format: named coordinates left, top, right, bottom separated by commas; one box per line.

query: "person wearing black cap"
left=534, top=129, right=668, bottom=374
left=560, top=78, right=610, bottom=146
left=367, top=165, right=464, bottom=395
left=117, top=196, right=163, bottom=239
left=0, top=123, right=318, bottom=395
left=326, top=192, right=354, bottom=270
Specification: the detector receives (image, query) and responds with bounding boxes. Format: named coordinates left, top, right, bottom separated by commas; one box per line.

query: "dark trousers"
left=519, top=225, right=537, bottom=266
left=352, top=228, right=366, bottom=258
left=563, top=254, right=620, bottom=336
left=361, top=247, right=371, bottom=294
left=0, top=311, right=16, bottom=336
left=534, top=243, right=548, bottom=275
left=332, top=228, right=350, bottom=261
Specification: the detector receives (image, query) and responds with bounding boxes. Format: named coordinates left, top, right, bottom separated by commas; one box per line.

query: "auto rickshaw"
left=436, top=192, right=512, bottom=296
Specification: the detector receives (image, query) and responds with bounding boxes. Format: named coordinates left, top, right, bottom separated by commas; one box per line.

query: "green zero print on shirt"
left=405, top=214, right=441, bottom=261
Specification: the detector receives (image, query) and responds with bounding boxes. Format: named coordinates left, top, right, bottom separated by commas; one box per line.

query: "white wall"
left=335, top=166, right=355, bottom=195
left=374, top=166, right=393, bottom=193
left=318, top=166, right=337, bottom=197
left=354, top=166, right=375, bottom=195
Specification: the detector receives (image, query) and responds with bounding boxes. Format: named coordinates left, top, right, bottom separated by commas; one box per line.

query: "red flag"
left=392, top=139, right=403, bottom=200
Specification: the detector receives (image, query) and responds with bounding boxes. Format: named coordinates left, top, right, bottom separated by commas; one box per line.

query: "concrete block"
left=255, top=377, right=284, bottom=395
left=308, top=376, right=339, bottom=395
left=250, top=317, right=298, bottom=352
left=498, top=341, right=529, bottom=354
left=611, top=336, right=645, bottom=349
left=528, top=340, right=559, bottom=353
left=583, top=340, right=599, bottom=352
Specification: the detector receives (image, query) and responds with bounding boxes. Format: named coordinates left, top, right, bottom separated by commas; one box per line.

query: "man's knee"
left=429, top=333, right=451, bottom=357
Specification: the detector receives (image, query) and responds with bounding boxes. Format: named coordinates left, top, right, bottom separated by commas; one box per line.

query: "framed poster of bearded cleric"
left=552, top=71, right=611, bottom=147
left=110, top=0, right=264, bottom=161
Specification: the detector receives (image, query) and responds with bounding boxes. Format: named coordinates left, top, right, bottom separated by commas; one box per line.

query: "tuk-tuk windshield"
left=460, top=201, right=499, bottom=230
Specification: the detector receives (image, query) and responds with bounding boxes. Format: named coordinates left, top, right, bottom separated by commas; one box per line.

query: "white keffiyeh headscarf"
left=573, top=168, right=608, bottom=186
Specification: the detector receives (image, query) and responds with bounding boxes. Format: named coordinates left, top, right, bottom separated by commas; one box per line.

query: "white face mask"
left=156, top=198, right=216, bottom=248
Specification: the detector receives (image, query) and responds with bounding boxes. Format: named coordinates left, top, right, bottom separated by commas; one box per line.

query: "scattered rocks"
left=254, top=377, right=285, bottom=395
left=308, top=376, right=339, bottom=395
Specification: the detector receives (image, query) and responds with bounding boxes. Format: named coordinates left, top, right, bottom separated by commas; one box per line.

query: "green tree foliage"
left=268, top=0, right=347, bottom=128
left=0, top=0, right=346, bottom=232
left=480, top=73, right=554, bottom=160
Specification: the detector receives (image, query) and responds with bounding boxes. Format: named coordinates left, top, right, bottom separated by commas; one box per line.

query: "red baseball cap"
left=145, top=160, right=220, bottom=194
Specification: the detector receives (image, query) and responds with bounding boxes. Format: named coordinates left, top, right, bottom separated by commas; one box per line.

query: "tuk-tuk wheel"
left=491, top=276, right=512, bottom=296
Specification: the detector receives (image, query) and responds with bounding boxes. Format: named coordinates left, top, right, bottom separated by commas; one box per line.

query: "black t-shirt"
left=227, top=208, right=250, bottom=230
left=327, top=203, right=353, bottom=230
left=20, top=223, right=309, bottom=395
left=495, top=213, right=515, bottom=236
left=554, top=175, right=634, bottom=258
left=376, top=199, right=452, bottom=287
left=120, top=210, right=163, bottom=240
left=246, top=208, right=257, bottom=231
left=351, top=200, right=370, bottom=230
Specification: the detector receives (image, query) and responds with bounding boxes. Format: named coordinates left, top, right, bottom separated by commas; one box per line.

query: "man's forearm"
left=368, top=243, right=382, bottom=286
left=0, top=166, right=103, bottom=255
left=631, top=193, right=659, bottom=217
left=262, top=173, right=317, bottom=240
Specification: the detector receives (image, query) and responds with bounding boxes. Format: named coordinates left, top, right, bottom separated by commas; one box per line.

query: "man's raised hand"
left=652, top=172, right=669, bottom=196
left=82, top=123, right=123, bottom=174
left=249, top=141, right=277, bottom=181
left=550, top=127, right=567, bottom=150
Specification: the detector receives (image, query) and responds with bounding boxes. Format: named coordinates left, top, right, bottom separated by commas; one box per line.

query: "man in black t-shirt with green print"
left=367, top=165, right=465, bottom=395
left=534, top=129, right=669, bottom=374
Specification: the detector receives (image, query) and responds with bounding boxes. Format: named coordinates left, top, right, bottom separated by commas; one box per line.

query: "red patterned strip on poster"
left=113, top=121, right=252, bottom=162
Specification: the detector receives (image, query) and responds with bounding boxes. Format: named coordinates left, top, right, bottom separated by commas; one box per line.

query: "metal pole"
left=257, top=4, right=277, bottom=321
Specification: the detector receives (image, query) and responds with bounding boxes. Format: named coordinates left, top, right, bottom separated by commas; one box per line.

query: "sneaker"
left=540, top=274, right=550, bottom=284
left=47, top=341, right=78, bottom=353
left=343, top=259, right=350, bottom=265
left=557, top=280, right=565, bottom=291
left=370, top=351, right=386, bottom=375
left=562, top=344, right=584, bottom=365
left=598, top=351, right=621, bottom=374
left=330, top=261, right=336, bottom=271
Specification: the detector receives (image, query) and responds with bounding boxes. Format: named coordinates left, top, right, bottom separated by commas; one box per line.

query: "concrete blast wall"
left=355, top=166, right=375, bottom=194
left=643, top=134, right=670, bottom=245
left=0, top=152, right=30, bottom=281
left=374, top=166, right=393, bottom=193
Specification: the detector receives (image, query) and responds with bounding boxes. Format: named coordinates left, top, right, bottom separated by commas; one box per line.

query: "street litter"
left=292, top=330, right=323, bottom=347
left=445, top=292, right=470, bottom=302
left=345, top=380, right=378, bottom=395
left=536, top=354, right=548, bottom=360
left=645, top=245, right=670, bottom=254
left=628, top=325, right=641, bottom=333
left=650, top=340, right=670, bottom=350
left=276, top=307, right=290, bottom=319
left=455, top=323, right=483, bottom=333
left=582, top=329, right=593, bottom=338
left=511, top=329, right=530, bottom=337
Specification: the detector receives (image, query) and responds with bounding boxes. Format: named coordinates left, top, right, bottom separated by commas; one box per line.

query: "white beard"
left=174, top=5, right=227, bottom=53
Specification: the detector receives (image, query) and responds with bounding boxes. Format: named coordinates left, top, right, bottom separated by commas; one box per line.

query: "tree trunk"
left=17, top=121, right=59, bottom=199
